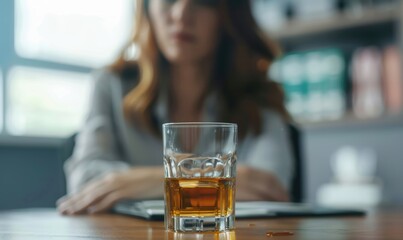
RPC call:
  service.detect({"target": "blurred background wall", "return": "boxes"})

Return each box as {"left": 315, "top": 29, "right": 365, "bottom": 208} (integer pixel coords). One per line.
{"left": 0, "top": 0, "right": 402, "bottom": 210}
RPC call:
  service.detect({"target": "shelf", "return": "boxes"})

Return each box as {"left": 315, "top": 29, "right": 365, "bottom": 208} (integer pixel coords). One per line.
{"left": 268, "top": 7, "right": 400, "bottom": 41}
{"left": 298, "top": 113, "right": 403, "bottom": 132}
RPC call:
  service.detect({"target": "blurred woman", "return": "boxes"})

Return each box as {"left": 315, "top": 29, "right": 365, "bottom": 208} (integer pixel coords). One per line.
{"left": 57, "top": 0, "right": 293, "bottom": 215}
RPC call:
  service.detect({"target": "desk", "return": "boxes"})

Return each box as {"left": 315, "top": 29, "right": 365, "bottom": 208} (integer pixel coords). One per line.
{"left": 0, "top": 208, "right": 402, "bottom": 239}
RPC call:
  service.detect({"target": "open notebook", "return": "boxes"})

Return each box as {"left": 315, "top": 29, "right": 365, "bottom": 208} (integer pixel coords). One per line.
{"left": 112, "top": 200, "right": 365, "bottom": 221}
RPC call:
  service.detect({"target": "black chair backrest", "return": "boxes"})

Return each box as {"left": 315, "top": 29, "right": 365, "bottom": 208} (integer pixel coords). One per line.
{"left": 288, "top": 124, "right": 304, "bottom": 203}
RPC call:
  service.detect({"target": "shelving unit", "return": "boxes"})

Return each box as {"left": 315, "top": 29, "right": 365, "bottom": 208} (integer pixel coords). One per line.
{"left": 269, "top": 7, "right": 399, "bottom": 41}
{"left": 299, "top": 112, "right": 403, "bottom": 131}
{"left": 260, "top": 2, "right": 403, "bottom": 205}
{"left": 263, "top": 3, "right": 403, "bottom": 131}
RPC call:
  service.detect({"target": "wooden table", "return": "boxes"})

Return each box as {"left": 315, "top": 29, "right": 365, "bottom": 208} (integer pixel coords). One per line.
{"left": 0, "top": 208, "right": 402, "bottom": 239}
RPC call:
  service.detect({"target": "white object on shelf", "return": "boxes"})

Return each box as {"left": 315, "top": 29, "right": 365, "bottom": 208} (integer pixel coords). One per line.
{"left": 317, "top": 182, "right": 382, "bottom": 209}
{"left": 317, "top": 146, "right": 382, "bottom": 209}
{"left": 252, "top": 0, "right": 287, "bottom": 32}
{"left": 330, "top": 146, "right": 378, "bottom": 184}
{"left": 293, "top": 0, "right": 337, "bottom": 20}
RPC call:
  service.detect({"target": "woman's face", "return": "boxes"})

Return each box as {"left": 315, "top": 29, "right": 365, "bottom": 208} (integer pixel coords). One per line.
{"left": 149, "top": 0, "right": 221, "bottom": 64}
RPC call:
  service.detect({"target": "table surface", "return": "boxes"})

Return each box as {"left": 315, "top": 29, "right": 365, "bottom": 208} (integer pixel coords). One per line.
{"left": 0, "top": 208, "right": 402, "bottom": 240}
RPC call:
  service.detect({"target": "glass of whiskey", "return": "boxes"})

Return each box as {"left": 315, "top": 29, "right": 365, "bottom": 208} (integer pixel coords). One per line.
{"left": 163, "top": 123, "right": 237, "bottom": 232}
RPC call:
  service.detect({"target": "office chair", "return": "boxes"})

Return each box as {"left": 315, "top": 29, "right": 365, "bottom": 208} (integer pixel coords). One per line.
{"left": 288, "top": 123, "right": 304, "bottom": 203}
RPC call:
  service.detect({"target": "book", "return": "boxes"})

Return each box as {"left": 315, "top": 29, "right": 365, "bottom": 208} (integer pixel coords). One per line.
{"left": 351, "top": 47, "right": 384, "bottom": 118}
{"left": 276, "top": 48, "right": 347, "bottom": 121}
{"left": 382, "top": 45, "right": 403, "bottom": 114}
{"left": 113, "top": 200, "right": 365, "bottom": 221}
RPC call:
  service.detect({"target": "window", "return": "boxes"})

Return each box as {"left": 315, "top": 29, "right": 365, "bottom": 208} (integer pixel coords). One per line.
{"left": 15, "top": 0, "right": 134, "bottom": 67}
{"left": 0, "top": 0, "right": 135, "bottom": 139}
{"left": 0, "top": 69, "right": 3, "bottom": 133}
{"left": 7, "top": 67, "right": 92, "bottom": 137}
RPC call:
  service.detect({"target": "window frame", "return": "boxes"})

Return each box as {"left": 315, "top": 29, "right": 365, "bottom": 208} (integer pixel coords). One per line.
{"left": 0, "top": 0, "right": 93, "bottom": 146}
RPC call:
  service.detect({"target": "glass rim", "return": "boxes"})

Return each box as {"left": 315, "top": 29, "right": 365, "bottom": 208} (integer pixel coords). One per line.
{"left": 163, "top": 122, "right": 237, "bottom": 128}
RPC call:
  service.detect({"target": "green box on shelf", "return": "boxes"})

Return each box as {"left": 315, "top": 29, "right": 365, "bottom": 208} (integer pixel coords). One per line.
{"left": 276, "top": 48, "right": 347, "bottom": 121}
{"left": 280, "top": 52, "right": 308, "bottom": 120}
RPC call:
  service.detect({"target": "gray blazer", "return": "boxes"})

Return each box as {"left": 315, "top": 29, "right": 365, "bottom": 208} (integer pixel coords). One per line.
{"left": 65, "top": 70, "right": 294, "bottom": 194}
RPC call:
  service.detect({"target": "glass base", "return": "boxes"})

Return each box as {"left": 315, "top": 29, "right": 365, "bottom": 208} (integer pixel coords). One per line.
{"left": 166, "top": 215, "right": 235, "bottom": 232}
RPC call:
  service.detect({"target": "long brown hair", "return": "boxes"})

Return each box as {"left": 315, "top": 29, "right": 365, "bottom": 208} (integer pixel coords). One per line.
{"left": 110, "top": 0, "right": 290, "bottom": 138}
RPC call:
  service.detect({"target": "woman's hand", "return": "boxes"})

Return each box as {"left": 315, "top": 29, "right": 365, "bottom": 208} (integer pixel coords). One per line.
{"left": 57, "top": 167, "right": 164, "bottom": 215}
{"left": 236, "top": 165, "right": 289, "bottom": 202}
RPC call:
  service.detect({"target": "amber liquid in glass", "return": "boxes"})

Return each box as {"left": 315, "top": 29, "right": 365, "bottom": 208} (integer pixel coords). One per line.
{"left": 165, "top": 178, "right": 235, "bottom": 217}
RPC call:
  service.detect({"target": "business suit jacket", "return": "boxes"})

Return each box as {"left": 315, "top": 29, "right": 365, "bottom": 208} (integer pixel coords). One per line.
{"left": 65, "top": 70, "right": 294, "bottom": 194}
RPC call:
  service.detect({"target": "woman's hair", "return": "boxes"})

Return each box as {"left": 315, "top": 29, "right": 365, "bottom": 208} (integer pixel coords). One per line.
{"left": 110, "top": 0, "right": 290, "bottom": 138}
